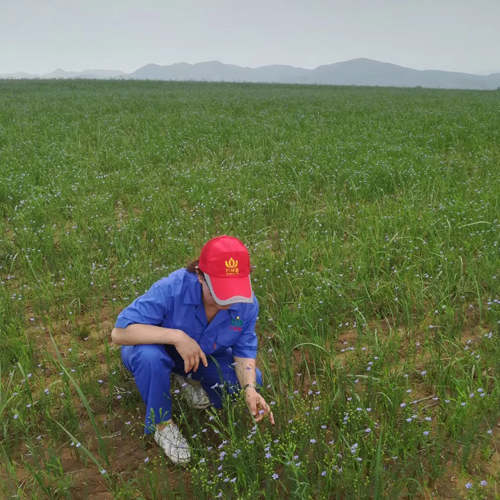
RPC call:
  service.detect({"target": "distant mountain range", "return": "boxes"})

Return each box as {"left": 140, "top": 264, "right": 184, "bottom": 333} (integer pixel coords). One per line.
{"left": 2, "top": 58, "right": 500, "bottom": 90}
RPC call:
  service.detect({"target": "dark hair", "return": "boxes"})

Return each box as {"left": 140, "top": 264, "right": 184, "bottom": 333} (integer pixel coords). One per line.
{"left": 186, "top": 259, "right": 200, "bottom": 274}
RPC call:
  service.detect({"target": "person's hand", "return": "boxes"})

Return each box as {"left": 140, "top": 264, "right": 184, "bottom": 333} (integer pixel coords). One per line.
{"left": 245, "top": 388, "right": 275, "bottom": 424}
{"left": 173, "top": 330, "right": 208, "bottom": 373}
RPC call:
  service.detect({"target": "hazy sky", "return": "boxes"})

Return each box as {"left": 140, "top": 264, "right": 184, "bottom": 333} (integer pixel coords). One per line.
{"left": 2, "top": 0, "right": 499, "bottom": 75}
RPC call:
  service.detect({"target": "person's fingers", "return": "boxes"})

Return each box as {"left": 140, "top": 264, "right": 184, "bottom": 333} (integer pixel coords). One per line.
{"left": 269, "top": 411, "right": 275, "bottom": 425}
{"left": 248, "top": 396, "right": 257, "bottom": 419}
{"left": 200, "top": 350, "right": 208, "bottom": 368}
{"left": 258, "top": 396, "right": 269, "bottom": 412}
{"left": 255, "top": 399, "right": 267, "bottom": 422}
{"left": 186, "top": 353, "right": 195, "bottom": 373}
{"left": 193, "top": 353, "right": 199, "bottom": 372}
{"left": 254, "top": 396, "right": 275, "bottom": 424}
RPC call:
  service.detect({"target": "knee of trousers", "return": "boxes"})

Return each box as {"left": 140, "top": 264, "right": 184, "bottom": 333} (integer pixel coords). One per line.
{"left": 126, "top": 344, "right": 175, "bottom": 373}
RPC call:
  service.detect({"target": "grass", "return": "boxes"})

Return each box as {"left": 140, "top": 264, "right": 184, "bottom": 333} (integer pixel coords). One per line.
{"left": 0, "top": 79, "right": 498, "bottom": 499}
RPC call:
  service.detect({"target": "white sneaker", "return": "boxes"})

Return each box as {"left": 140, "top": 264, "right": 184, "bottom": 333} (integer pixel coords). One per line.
{"left": 154, "top": 422, "right": 191, "bottom": 464}
{"left": 172, "top": 374, "right": 211, "bottom": 409}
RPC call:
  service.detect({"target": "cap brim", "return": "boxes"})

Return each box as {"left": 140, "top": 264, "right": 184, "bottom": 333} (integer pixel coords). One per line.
{"left": 203, "top": 273, "right": 253, "bottom": 306}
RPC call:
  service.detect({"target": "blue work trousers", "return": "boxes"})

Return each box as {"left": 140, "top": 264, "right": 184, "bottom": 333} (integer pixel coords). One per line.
{"left": 121, "top": 344, "right": 262, "bottom": 433}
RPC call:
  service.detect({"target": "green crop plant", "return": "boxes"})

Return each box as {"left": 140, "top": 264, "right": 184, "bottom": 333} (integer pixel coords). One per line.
{"left": 0, "top": 79, "right": 498, "bottom": 498}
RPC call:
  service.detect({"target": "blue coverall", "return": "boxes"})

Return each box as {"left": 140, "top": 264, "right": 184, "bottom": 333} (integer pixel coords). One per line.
{"left": 115, "top": 268, "right": 262, "bottom": 433}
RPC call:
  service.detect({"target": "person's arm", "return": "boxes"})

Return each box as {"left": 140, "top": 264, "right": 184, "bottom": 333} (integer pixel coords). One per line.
{"left": 111, "top": 324, "right": 207, "bottom": 372}
{"left": 234, "top": 356, "right": 275, "bottom": 424}
{"left": 112, "top": 276, "right": 208, "bottom": 372}
{"left": 111, "top": 324, "right": 180, "bottom": 345}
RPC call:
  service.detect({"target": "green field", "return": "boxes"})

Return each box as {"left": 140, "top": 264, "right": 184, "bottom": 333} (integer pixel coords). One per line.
{"left": 0, "top": 80, "right": 498, "bottom": 499}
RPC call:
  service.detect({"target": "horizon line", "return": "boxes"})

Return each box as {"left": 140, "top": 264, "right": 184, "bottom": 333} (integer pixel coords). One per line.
{"left": 1, "top": 58, "right": 499, "bottom": 77}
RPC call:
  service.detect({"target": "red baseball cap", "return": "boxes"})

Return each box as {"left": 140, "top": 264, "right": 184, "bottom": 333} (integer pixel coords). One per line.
{"left": 198, "top": 235, "right": 253, "bottom": 306}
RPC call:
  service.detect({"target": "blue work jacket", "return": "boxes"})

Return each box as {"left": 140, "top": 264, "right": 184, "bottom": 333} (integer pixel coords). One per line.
{"left": 115, "top": 268, "right": 258, "bottom": 359}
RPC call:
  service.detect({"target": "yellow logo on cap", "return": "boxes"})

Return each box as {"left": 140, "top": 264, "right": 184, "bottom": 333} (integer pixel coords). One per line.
{"left": 225, "top": 257, "right": 239, "bottom": 274}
